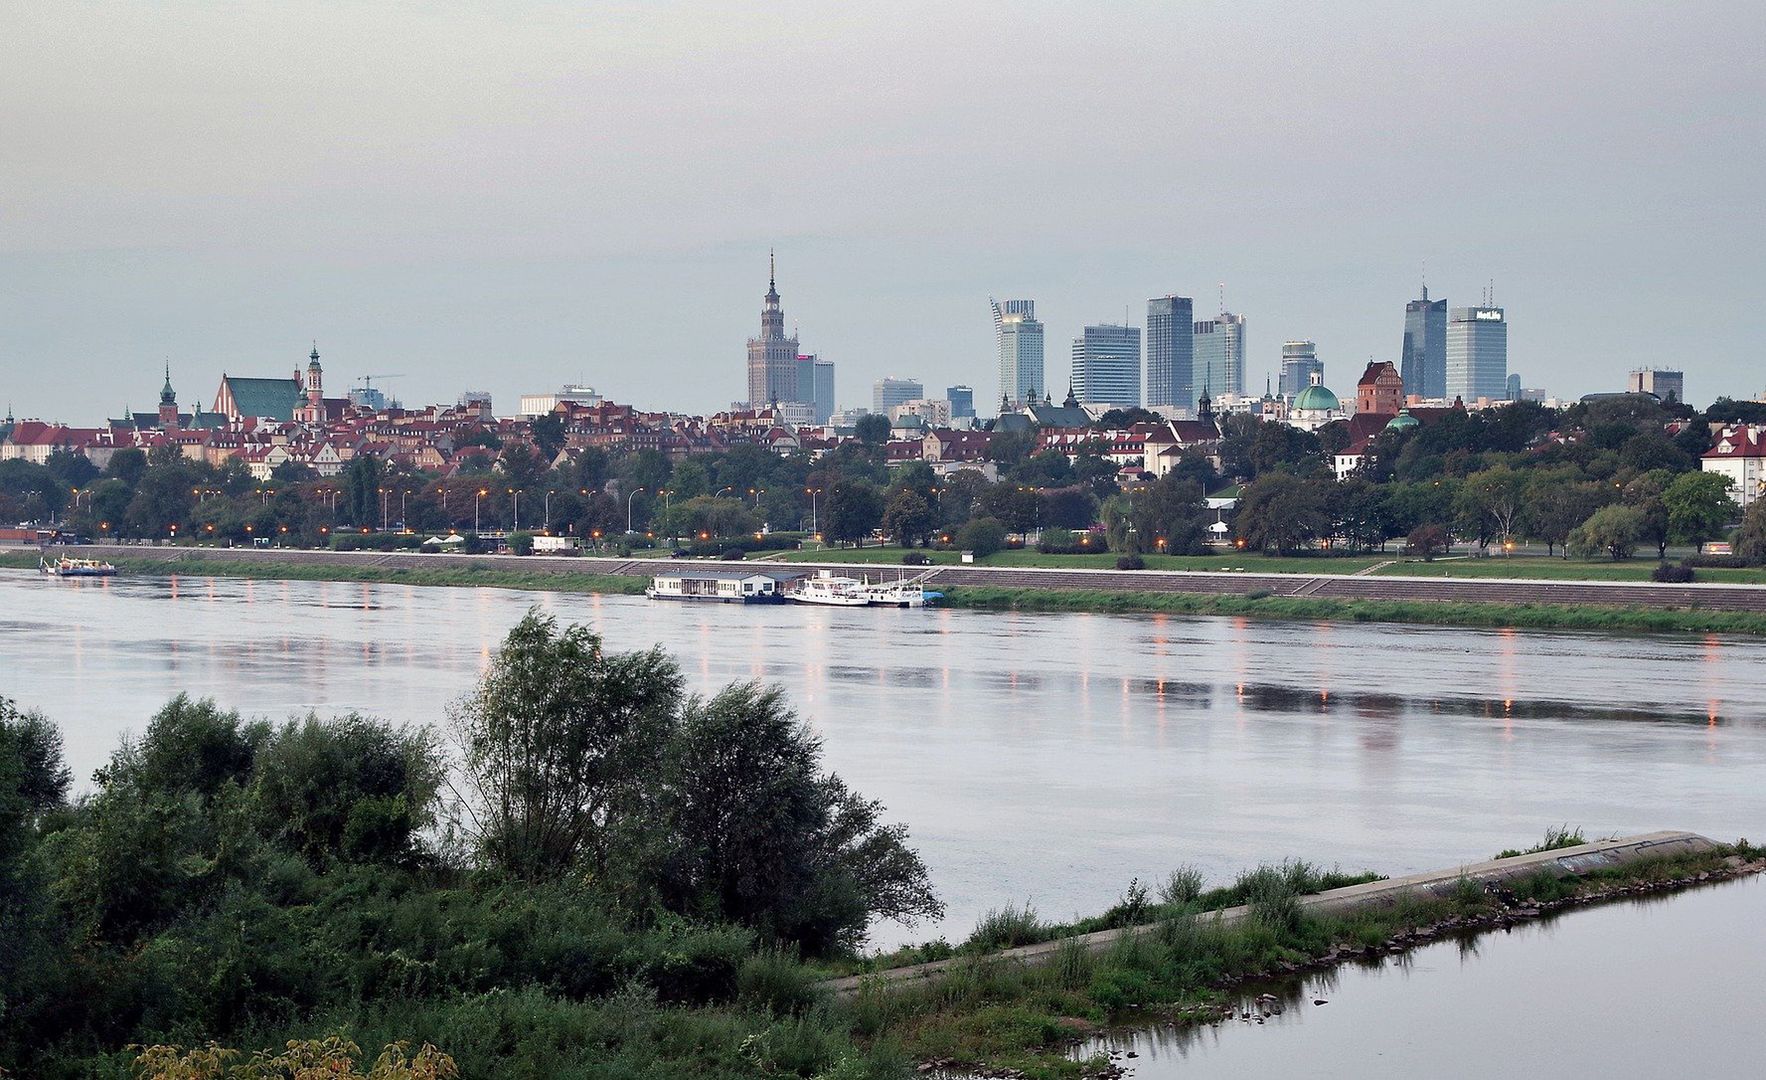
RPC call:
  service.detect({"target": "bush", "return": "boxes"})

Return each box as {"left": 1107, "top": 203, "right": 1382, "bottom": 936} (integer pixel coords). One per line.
{"left": 955, "top": 517, "right": 1008, "bottom": 557}
{"left": 901, "top": 552, "right": 932, "bottom": 566}
{"left": 965, "top": 903, "right": 1046, "bottom": 951}
{"left": 1651, "top": 562, "right": 1695, "bottom": 583}
{"left": 720, "top": 548, "right": 746, "bottom": 560}
{"left": 1157, "top": 865, "right": 1206, "bottom": 906}
{"left": 1685, "top": 553, "right": 1754, "bottom": 569}
{"left": 1036, "top": 528, "right": 1095, "bottom": 555}
{"left": 508, "top": 531, "right": 535, "bottom": 556}
{"left": 1115, "top": 553, "right": 1145, "bottom": 570}
{"left": 330, "top": 532, "right": 425, "bottom": 553}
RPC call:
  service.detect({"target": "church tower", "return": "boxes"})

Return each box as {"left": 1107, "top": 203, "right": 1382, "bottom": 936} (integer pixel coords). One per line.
{"left": 303, "top": 344, "right": 324, "bottom": 422}
{"left": 158, "top": 363, "right": 180, "bottom": 430}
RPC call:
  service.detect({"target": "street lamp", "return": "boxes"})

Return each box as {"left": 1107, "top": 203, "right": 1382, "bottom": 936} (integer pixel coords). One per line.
{"left": 400, "top": 490, "right": 408, "bottom": 530}
{"left": 627, "top": 487, "right": 645, "bottom": 533}
{"left": 716, "top": 486, "right": 735, "bottom": 498}
{"left": 475, "top": 488, "right": 488, "bottom": 533}
{"left": 508, "top": 488, "right": 521, "bottom": 531}
{"left": 379, "top": 486, "right": 389, "bottom": 531}
{"left": 749, "top": 487, "right": 764, "bottom": 507}
{"left": 806, "top": 487, "right": 823, "bottom": 536}
{"left": 544, "top": 489, "right": 555, "bottom": 530}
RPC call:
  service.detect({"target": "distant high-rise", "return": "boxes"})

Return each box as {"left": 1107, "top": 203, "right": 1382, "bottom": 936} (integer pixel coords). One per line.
{"left": 1071, "top": 324, "right": 1142, "bottom": 407}
{"left": 746, "top": 253, "right": 800, "bottom": 407}
{"left": 1146, "top": 295, "right": 1194, "bottom": 409}
{"left": 1446, "top": 302, "right": 1508, "bottom": 403}
{"left": 1628, "top": 368, "right": 1685, "bottom": 404}
{"left": 992, "top": 298, "right": 1045, "bottom": 408}
{"left": 1278, "top": 341, "right": 1323, "bottom": 398}
{"left": 794, "top": 355, "right": 835, "bottom": 424}
{"left": 947, "top": 385, "right": 975, "bottom": 419}
{"left": 873, "top": 376, "right": 924, "bottom": 415}
{"left": 1401, "top": 286, "right": 1448, "bottom": 400}
{"left": 1193, "top": 311, "right": 1246, "bottom": 404}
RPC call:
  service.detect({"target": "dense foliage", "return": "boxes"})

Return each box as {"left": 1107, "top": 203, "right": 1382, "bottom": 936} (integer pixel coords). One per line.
{"left": 0, "top": 616, "right": 937, "bottom": 1077}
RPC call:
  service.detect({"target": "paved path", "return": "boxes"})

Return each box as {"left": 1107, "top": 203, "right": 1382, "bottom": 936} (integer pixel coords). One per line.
{"left": 48, "top": 544, "right": 1766, "bottom": 614}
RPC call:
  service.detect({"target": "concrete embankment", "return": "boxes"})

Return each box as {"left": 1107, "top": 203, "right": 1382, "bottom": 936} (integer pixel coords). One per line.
{"left": 819, "top": 831, "right": 1723, "bottom": 998}
{"left": 36, "top": 544, "right": 1766, "bottom": 614}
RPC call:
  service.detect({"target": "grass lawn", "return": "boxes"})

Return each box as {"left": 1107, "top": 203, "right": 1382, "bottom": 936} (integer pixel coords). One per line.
{"left": 776, "top": 545, "right": 1388, "bottom": 574}
{"left": 1375, "top": 554, "right": 1766, "bottom": 584}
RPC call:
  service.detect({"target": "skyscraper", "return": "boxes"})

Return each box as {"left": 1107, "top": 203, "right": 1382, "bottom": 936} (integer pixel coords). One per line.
{"left": 746, "top": 252, "right": 800, "bottom": 407}
{"left": 991, "top": 298, "right": 1044, "bottom": 408}
{"left": 1628, "top": 368, "right": 1685, "bottom": 403}
{"left": 1193, "top": 311, "right": 1246, "bottom": 405}
{"left": 1071, "top": 324, "right": 1142, "bottom": 407}
{"left": 1278, "top": 341, "right": 1323, "bottom": 398}
{"left": 795, "top": 354, "right": 836, "bottom": 424}
{"left": 873, "top": 376, "right": 924, "bottom": 415}
{"left": 1401, "top": 286, "right": 1448, "bottom": 400}
{"left": 947, "top": 385, "right": 975, "bottom": 419}
{"left": 1446, "top": 302, "right": 1508, "bottom": 403}
{"left": 1145, "top": 295, "right": 1194, "bottom": 410}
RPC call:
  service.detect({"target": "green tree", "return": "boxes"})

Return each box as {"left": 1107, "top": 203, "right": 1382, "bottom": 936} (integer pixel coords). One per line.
{"left": 1622, "top": 471, "right": 1673, "bottom": 559}
{"left": 1235, "top": 473, "right": 1330, "bottom": 555}
{"left": 451, "top": 610, "right": 683, "bottom": 880}
{"left": 977, "top": 483, "right": 1040, "bottom": 534}
{"left": 1663, "top": 472, "right": 1738, "bottom": 546}
{"left": 1734, "top": 499, "right": 1766, "bottom": 564}
{"left": 1569, "top": 504, "right": 1645, "bottom": 560}
{"left": 823, "top": 479, "right": 884, "bottom": 545}
{"left": 881, "top": 489, "right": 936, "bottom": 547}
{"left": 1462, "top": 464, "right": 1528, "bottom": 551}
{"left": 1038, "top": 485, "right": 1098, "bottom": 530}
{"left": 341, "top": 455, "right": 383, "bottom": 527}
{"left": 1129, "top": 474, "right": 1209, "bottom": 554}
{"left": 656, "top": 683, "right": 940, "bottom": 955}
{"left": 955, "top": 515, "right": 1008, "bottom": 556}
{"left": 854, "top": 413, "right": 891, "bottom": 446}
{"left": 529, "top": 413, "right": 567, "bottom": 460}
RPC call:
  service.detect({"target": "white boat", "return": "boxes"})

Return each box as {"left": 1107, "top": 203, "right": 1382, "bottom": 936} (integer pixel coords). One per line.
{"left": 860, "top": 576, "right": 928, "bottom": 608}
{"left": 786, "top": 571, "right": 873, "bottom": 606}
{"left": 646, "top": 570, "right": 795, "bottom": 603}
{"left": 40, "top": 555, "right": 117, "bottom": 578}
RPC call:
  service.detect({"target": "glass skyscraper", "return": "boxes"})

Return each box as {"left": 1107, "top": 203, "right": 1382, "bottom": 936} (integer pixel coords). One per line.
{"left": 1193, "top": 311, "right": 1246, "bottom": 404}
{"left": 1071, "top": 324, "right": 1142, "bottom": 407}
{"left": 872, "top": 376, "right": 924, "bottom": 415}
{"left": 1446, "top": 305, "right": 1508, "bottom": 403}
{"left": 1145, "top": 295, "right": 1194, "bottom": 410}
{"left": 1401, "top": 286, "right": 1447, "bottom": 400}
{"left": 947, "top": 385, "right": 975, "bottom": 418}
{"left": 991, "top": 298, "right": 1044, "bottom": 408}
{"left": 795, "top": 354, "right": 835, "bottom": 424}
{"left": 1278, "top": 340, "right": 1323, "bottom": 398}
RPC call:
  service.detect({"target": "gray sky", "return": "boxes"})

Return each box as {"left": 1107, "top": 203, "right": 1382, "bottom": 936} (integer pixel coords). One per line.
{"left": 4, "top": 1, "right": 1763, "bottom": 422}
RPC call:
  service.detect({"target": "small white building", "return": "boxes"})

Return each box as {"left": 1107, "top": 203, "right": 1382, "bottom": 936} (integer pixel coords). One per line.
{"left": 1702, "top": 425, "right": 1766, "bottom": 509}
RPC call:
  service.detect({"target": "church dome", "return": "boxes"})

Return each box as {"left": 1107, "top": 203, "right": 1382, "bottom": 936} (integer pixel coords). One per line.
{"left": 1293, "top": 383, "right": 1340, "bottom": 413}
{"left": 1385, "top": 410, "right": 1420, "bottom": 431}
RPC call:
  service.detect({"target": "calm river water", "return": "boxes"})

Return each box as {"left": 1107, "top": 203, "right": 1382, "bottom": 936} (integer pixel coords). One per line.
{"left": 6, "top": 569, "right": 1765, "bottom": 950}
{"left": 1080, "top": 874, "right": 1766, "bottom": 1079}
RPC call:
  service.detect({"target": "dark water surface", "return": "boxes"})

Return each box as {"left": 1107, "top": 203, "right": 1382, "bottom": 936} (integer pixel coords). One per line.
{"left": 1080, "top": 874, "right": 1766, "bottom": 1079}
{"left": 7, "top": 569, "right": 1765, "bottom": 947}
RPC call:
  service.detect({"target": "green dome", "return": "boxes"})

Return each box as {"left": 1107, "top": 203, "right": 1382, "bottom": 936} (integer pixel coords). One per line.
{"left": 1385, "top": 410, "right": 1420, "bottom": 430}
{"left": 1293, "top": 384, "right": 1340, "bottom": 412}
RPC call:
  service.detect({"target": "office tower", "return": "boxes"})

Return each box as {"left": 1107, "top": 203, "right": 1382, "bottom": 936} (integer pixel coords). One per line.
{"left": 1146, "top": 295, "right": 1194, "bottom": 409}
{"left": 1446, "top": 301, "right": 1508, "bottom": 403}
{"left": 947, "top": 385, "right": 975, "bottom": 418}
{"left": 793, "top": 354, "right": 836, "bottom": 424}
{"left": 873, "top": 376, "right": 924, "bottom": 415}
{"left": 1193, "top": 310, "right": 1246, "bottom": 405}
{"left": 1506, "top": 373, "right": 1523, "bottom": 402}
{"left": 1071, "top": 324, "right": 1142, "bottom": 407}
{"left": 991, "top": 297, "right": 1044, "bottom": 408}
{"left": 746, "top": 253, "right": 801, "bottom": 407}
{"left": 1278, "top": 341, "right": 1324, "bottom": 398}
{"left": 1401, "top": 285, "right": 1448, "bottom": 400}
{"left": 1628, "top": 369, "right": 1685, "bottom": 404}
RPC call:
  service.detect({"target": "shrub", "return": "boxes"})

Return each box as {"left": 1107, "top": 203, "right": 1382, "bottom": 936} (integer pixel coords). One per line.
{"left": 330, "top": 532, "right": 425, "bottom": 553}
{"left": 1103, "top": 877, "right": 1151, "bottom": 928}
{"left": 965, "top": 903, "right": 1046, "bottom": 951}
{"left": 721, "top": 547, "right": 746, "bottom": 560}
{"left": 1651, "top": 562, "right": 1695, "bottom": 583}
{"left": 1036, "top": 528, "right": 1091, "bottom": 555}
{"left": 1404, "top": 524, "right": 1448, "bottom": 560}
{"left": 508, "top": 531, "right": 535, "bottom": 556}
{"left": 1115, "top": 553, "right": 1145, "bottom": 570}
{"left": 900, "top": 552, "right": 932, "bottom": 566}
{"left": 1157, "top": 865, "right": 1206, "bottom": 906}
{"left": 955, "top": 517, "right": 1008, "bottom": 557}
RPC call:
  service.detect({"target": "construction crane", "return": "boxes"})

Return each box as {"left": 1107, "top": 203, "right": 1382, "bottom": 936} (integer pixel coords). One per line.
{"left": 356, "top": 374, "right": 406, "bottom": 394}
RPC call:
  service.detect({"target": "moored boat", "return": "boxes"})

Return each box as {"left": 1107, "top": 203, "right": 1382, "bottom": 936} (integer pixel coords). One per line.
{"left": 786, "top": 571, "right": 872, "bottom": 606}
{"left": 645, "top": 569, "right": 800, "bottom": 603}
{"left": 40, "top": 556, "right": 117, "bottom": 578}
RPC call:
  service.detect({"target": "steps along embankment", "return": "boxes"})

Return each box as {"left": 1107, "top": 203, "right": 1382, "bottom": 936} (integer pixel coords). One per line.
{"left": 47, "top": 543, "right": 1766, "bottom": 614}
{"left": 817, "top": 831, "right": 1722, "bottom": 998}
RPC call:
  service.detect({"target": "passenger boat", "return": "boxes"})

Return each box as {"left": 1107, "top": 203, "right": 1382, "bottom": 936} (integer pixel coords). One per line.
{"left": 859, "top": 576, "right": 930, "bottom": 608}
{"left": 785, "top": 572, "right": 873, "bottom": 606}
{"left": 40, "top": 556, "right": 117, "bottom": 578}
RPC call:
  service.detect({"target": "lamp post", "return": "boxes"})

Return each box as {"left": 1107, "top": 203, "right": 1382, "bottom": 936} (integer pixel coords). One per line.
{"left": 379, "top": 486, "right": 388, "bottom": 531}
{"left": 544, "top": 489, "right": 555, "bottom": 531}
{"left": 716, "top": 485, "right": 735, "bottom": 498}
{"left": 806, "top": 487, "right": 822, "bottom": 536}
{"left": 509, "top": 488, "right": 521, "bottom": 531}
{"left": 400, "top": 490, "right": 408, "bottom": 531}
{"left": 475, "top": 488, "right": 487, "bottom": 533}
{"left": 626, "top": 487, "right": 644, "bottom": 533}
{"left": 749, "top": 487, "right": 764, "bottom": 507}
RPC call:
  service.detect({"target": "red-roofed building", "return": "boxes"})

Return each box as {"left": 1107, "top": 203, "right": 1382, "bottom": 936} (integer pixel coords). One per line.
{"left": 1702, "top": 424, "right": 1766, "bottom": 508}
{"left": 1355, "top": 361, "right": 1404, "bottom": 417}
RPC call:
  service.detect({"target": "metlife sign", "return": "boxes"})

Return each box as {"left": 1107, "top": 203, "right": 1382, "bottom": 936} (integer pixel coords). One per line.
{"left": 1474, "top": 309, "right": 1504, "bottom": 321}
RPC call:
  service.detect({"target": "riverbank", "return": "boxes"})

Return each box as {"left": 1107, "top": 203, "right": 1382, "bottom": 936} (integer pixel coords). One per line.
{"left": 14, "top": 546, "right": 1766, "bottom": 636}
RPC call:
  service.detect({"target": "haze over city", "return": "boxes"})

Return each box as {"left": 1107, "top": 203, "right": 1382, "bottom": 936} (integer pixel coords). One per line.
{"left": 4, "top": 1, "right": 1763, "bottom": 419}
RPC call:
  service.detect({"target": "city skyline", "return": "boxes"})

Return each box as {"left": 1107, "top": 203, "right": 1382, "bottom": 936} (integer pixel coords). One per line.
{"left": 4, "top": 4, "right": 1764, "bottom": 419}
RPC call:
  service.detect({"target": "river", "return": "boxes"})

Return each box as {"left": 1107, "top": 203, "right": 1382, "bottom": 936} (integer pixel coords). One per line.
{"left": 1078, "top": 874, "right": 1766, "bottom": 1079}
{"left": 6, "top": 569, "right": 1765, "bottom": 949}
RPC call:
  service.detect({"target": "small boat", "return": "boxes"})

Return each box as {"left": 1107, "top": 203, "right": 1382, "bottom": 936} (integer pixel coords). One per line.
{"left": 860, "top": 576, "right": 930, "bottom": 608}
{"left": 786, "top": 572, "right": 873, "bottom": 606}
{"left": 41, "top": 555, "right": 117, "bottom": 578}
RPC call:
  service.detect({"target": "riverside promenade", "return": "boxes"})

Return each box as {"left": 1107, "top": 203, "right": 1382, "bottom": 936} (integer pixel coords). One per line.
{"left": 47, "top": 543, "right": 1766, "bottom": 614}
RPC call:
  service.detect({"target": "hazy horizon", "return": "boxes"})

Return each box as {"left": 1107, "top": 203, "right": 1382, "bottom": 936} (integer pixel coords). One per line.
{"left": 4, "top": 1, "right": 1764, "bottom": 423}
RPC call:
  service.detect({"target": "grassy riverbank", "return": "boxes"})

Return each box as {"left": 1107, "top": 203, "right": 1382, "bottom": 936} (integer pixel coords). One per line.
{"left": 939, "top": 584, "right": 1766, "bottom": 636}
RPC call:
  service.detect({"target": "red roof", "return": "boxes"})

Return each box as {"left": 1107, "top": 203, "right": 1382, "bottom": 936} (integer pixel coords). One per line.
{"left": 1705, "top": 425, "right": 1766, "bottom": 458}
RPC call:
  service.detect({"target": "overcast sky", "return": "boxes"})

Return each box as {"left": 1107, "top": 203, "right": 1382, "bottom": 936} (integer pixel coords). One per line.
{"left": 4, "top": 1, "right": 1763, "bottom": 422}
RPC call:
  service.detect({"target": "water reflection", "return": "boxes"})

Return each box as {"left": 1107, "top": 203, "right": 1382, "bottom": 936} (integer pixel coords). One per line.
{"left": 1079, "top": 877, "right": 1765, "bottom": 1078}
{"left": 5, "top": 569, "right": 1765, "bottom": 949}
